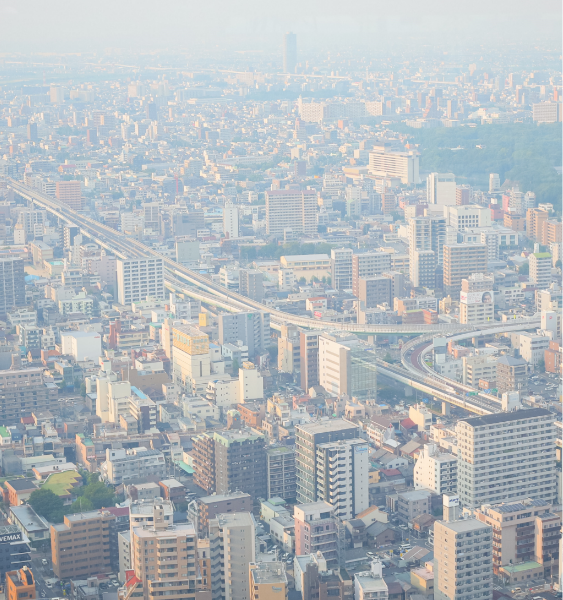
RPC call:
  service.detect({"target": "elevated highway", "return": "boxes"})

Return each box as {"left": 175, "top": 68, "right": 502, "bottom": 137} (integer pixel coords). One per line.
{"left": 9, "top": 179, "right": 517, "bottom": 336}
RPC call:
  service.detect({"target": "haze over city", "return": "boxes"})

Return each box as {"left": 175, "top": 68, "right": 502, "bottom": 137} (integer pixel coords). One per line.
{"left": 0, "top": 3, "right": 560, "bottom": 600}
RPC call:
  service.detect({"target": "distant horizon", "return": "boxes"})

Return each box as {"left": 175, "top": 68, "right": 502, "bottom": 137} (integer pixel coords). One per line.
{"left": 0, "top": 0, "right": 560, "bottom": 54}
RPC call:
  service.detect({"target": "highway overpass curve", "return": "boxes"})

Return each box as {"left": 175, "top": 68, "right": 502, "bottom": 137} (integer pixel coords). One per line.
{"left": 11, "top": 179, "right": 504, "bottom": 335}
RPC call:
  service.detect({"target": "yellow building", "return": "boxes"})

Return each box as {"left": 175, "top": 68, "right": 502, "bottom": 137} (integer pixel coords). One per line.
{"left": 410, "top": 564, "right": 434, "bottom": 594}
{"left": 249, "top": 562, "right": 288, "bottom": 600}
{"left": 280, "top": 254, "right": 331, "bottom": 282}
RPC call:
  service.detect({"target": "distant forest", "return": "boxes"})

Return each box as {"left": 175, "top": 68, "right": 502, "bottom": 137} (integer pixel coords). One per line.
{"left": 390, "top": 123, "right": 562, "bottom": 213}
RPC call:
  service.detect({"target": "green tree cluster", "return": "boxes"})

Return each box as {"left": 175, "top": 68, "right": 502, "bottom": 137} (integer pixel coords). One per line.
{"left": 27, "top": 472, "right": 116, "bottom": 523}
{"left": 388, "top": 123, "right": 562, "bottom": 212}
{"left": 240, "top": 241, "right": 334, "bottom": 262}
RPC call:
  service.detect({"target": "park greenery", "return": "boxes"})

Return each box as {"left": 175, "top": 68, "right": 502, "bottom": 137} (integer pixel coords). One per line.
{"left": 389, "top": 122, "right": 562, "bottom": 212}
{"left": 27, "top": 471, "right": 116, "bottom": 523}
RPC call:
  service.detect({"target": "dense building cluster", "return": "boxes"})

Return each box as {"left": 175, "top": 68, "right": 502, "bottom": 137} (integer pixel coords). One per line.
{"left": 0, "top": 32, "right": 559, "bottom": 600}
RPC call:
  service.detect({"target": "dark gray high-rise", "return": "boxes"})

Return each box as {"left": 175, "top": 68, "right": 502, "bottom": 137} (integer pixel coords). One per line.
{"left": 283, "top": 32, "right": 297, "bottom": 73}
{"left": 0, "top": 258, "right": 25, "bottom": 315}
{"left": 218, "top": 311, "right": 270, "bottom": 358}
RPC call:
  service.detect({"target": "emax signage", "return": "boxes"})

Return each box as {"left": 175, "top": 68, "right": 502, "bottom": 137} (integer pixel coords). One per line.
{"left": 0, "top": 533, "right": 22, "bottom": 543}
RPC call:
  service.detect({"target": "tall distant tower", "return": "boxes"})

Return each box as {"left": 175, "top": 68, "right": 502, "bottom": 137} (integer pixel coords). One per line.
{"left": 283, "top": 32, "right": 297, "bottom": 73}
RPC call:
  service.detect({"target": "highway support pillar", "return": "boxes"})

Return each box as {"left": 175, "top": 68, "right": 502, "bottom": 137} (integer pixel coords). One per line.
{"left": 442, "top": 401, "right": 451, "bottom": 416}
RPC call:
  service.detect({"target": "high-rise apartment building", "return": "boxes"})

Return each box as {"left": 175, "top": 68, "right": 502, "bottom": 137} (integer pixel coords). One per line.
{"left": 331, "top": 248, "right": 353, "bottom": 290}
{"left": 116, "top": 258, "right": 165, "bottom": 305}
{"left": 218, "top": 312, "right": 270, "bottom": 357}
{"left": 129, "top": 502, "right": 204, "bottom": 600}
{"left": 456, "top": 408, "right": 556, "bottom": 509}
{"left": 0, "top": 368, "right": 59, "bottom": 425}
{"left": 526, "top": 208, "right": 549, "bottom": 242}
{"left": 55, "top": 181, "right": 83, "bottom": 210}
{"left": 209, "top": 512, "right": 256, "bottom": 600}
{"left": 277, "top": 323, "right": 301, "bottom": 374}
{"left": 408, "top": 216, "right": 446, "bottom": 288}
{"left": 300, "top": 330, "right": 319, "bottom": 391}
{"left": 192, "top": 430, "right": 267, "bottom": 500}
{"left": 223, "top": 201, "right": 240, "bottom": 238}
{"left": 352, "top": 252, "right": 392, "bottom": 296}
{"left": 434, "top": 497, "right": 493, "bottom": 600}
{"left": 316, "top": 438, "right": 369, "bottom": 520}
{"left": 283, "top": 32, "right": 297, "bottom": 73}
{"left": 427, "top": 173, "right": 456, "bottom": 206}
{"left": 489, "top": 173, "right": 501, "bottom": 193}
{"left": 27, "top": 122, "right": 38, "bottom": 142}
{"left": 357, "top": 276, "right": 392, "bottom": 308}
{"left": 239, "top": 269, "right": 264, "bottom": 302}
{"left": 443, "top": 244, "right": 488, "bottom": 297}
{"left": 318, "top": 332, "right": 377, "bottom": 398}
{"left": 266, "top": 446, "right": 296, "bottom": 501}
{"left": 265, "top": 190, "right": 316, "bottom": 237}
{"left": 295, "top": 419, "right": 359, "bottom": 503}
{"left": 529, "top": 252, "right": 552, "bottom": 289}
{"left": 51, "top": 510, "right": 116, "bottom": 579}
{"left": 0, "top": 258, "right": 25, "bottom": 315}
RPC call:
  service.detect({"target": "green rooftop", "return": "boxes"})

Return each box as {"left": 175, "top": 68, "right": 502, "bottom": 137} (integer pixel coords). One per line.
{"left": 41, "top": 470, "right": 83, "bottom": 497}
{"left": 0, "top": 426, "right": 10, "bottom": 439}
{"left": 501, "top": 561, "right": 542, "bottom": 573}
{"left": 533, "top": 252, "right": 552, "bottom": 258}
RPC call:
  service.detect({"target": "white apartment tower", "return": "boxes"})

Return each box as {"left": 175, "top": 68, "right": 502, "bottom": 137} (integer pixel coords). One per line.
{"left": 316, "top": 438, "right": 369, "bottom": 520}
{"left": 456, "top": 408, "right": 556, "bottom": 509}
{"left": 223, "top": 201, "right": 240, "bottom": 239}
{"left": 209, "top": 512, "right": 256, "bottom": 600}
{"left": 265, "top": 190, "right": 317, "bottom": 237}
{"left": 116, "top": 258, "right": 164, "bottom": 305}
{"left": 427, "top": 173, "right": 456, "bottom": 206}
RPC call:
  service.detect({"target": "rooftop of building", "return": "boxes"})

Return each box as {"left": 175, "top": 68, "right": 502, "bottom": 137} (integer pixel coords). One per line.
{"left": 199, "top": 491, "right": 251, "bottom": 504}
{"left": 296, "top": 418, "right": 359, "bottom": 435}
{"left": 5, "top": 478, "right": 37, "bottom": 492}
{"left": 501, "top": 560, "right": 543, "bottom": 574}
{"left": 10, "top": 505, "right": 49, "bottom": 532}
{"left": 250, "top": 562, "right": 288, "bottom": 585}
{"left": 437, "top": 517, "right": 489, "bottom": 533}
{"left": 461, "top": 407, "right": 552, "bottom": 428}
{"left": 481, "top": 498, "right": 549, "bottom": 514}
{"left": 213, "top": 429, "right": 265, "bottom": 446}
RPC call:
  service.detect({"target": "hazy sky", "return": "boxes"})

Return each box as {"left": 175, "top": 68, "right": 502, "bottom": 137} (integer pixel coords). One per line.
{"left": 0, "top": 0, "right": 561, "bottom": 54}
